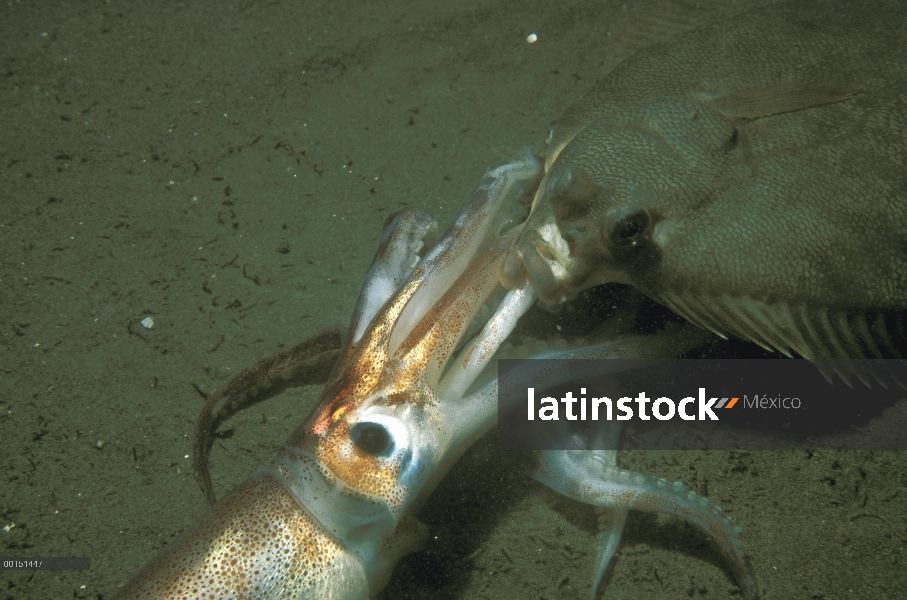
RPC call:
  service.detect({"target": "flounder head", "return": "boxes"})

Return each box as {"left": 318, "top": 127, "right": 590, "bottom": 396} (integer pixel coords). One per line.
{"left": 504, "top": 0, "right": 907, "bottom": 360}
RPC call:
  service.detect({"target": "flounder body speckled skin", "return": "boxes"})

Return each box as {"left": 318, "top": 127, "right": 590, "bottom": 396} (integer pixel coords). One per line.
{"left": 507, "top": 0, "right": 907, "bottom": 359}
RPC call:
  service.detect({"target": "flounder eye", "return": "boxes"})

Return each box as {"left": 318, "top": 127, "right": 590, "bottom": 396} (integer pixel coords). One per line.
{"left": 351, "top": 423, "right": 391, "bottom": 456}
{"left": 606, "top": 207, "right": 651, "bottom": 248}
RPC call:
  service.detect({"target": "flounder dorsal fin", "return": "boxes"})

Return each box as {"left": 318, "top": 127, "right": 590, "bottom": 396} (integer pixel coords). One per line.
{"left": 656, "top": 289, "right": 905, "bottom": 361}
{"left": 711, "top": 83, "right": 863, "bottom": 119}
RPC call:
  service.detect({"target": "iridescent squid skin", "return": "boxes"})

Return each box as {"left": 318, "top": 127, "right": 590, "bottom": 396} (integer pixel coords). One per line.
{"left": 113, "top": 155, "right": 543, "bottom": 599}
{"left": 114, "top": 154, "right": 760, "bottom": 600}
{"left": 107, "top": 1, "right": 907, "bottom": 594}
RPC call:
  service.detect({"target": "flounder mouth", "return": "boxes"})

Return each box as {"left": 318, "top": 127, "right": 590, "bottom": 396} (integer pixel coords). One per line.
{"left": 503, "top": 216, "right": 574, "bottom": 305}
{"left": 503, "top": 207, "right": 637, "bottom": 309}
{"left": 503, "top": 160, "right": 656, "bottom": 309}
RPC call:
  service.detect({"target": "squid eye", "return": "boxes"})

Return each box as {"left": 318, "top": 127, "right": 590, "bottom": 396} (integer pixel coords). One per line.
{"left": 351, "top": 423, "right": 391, "bottom": 456}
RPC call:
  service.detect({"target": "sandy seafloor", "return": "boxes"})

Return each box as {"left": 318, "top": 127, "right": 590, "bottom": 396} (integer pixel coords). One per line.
{"left": 1, "top": 1, "right": 905, "bottom": 598}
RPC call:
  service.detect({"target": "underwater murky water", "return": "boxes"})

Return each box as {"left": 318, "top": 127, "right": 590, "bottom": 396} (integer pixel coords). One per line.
{"left": 1, "top": 1, "right": 904, "bottom": 598}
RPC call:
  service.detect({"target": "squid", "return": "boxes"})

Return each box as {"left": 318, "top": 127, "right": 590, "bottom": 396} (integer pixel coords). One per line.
{"left": 113, "top": 155, "right": 541, "bottom": 598}
{"left": 110, "top": 0, "right": 907, "bottom": 594}
{"left": 113, "top": 152, "right": 757, "bottom": 599}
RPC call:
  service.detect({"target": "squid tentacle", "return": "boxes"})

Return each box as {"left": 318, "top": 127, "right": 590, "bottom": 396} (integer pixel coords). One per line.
{"left": 535, "top": 449, "right": 757, "bottom": 600}
{"left": 192, "top": 321, "right": 346, "bottom": 505}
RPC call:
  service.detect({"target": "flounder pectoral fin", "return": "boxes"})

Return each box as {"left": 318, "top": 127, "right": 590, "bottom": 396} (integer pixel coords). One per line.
{"left": 710, "top": 83, "right": 863, "bottom": 120}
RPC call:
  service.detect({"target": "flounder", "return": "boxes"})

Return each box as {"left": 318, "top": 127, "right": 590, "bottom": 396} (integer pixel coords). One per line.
{"left": 506, "top": 0, "right": 907, "bottom": 360}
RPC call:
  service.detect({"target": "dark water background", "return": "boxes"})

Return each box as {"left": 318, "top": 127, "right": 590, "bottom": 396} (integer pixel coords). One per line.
{"left": 1, "top": 1, "right": 904, "bottom": 598}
